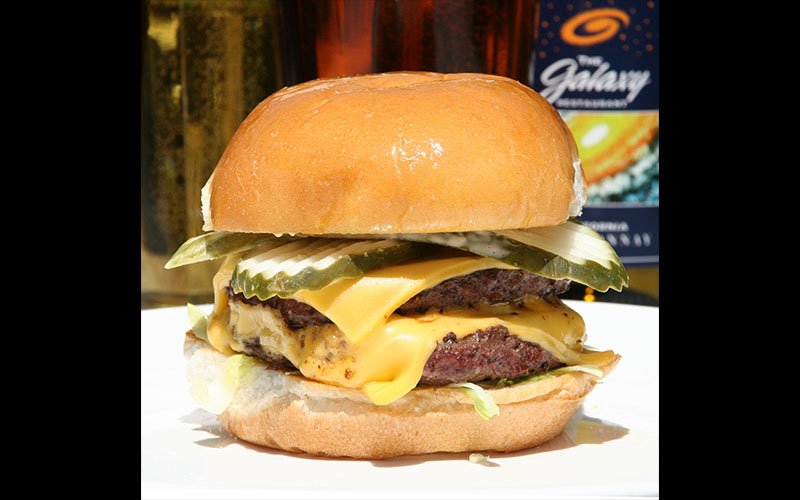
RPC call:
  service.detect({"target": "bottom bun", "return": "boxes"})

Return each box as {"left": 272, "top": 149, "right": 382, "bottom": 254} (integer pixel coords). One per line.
{"left": 184, "top": 332, "right": 620, "bottom": 459}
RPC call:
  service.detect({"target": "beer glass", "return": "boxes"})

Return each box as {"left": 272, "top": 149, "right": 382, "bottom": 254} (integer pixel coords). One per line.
{"left": 141, "top": 0, "right": 293, "bottom": 308}
{"left": 294, "top": 0, "right": 538, "bottom": 82}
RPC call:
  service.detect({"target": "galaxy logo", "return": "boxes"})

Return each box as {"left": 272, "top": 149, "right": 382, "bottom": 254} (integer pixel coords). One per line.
{"left": 533, "top": 1, "right": 658, "bottom": 111}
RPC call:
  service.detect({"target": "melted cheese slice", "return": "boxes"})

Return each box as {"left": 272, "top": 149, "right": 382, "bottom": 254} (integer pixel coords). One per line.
{"left": 357, "top": 303, "right": 613, "bottom": 405}
{"left": 207, "top": 252, "right": 241, "bottom": 355}
{"left": 294, "top": 254, "right": 516, "bottom": 342}
{"left": 208, "top": 252, "right": 617, "bottom": 405}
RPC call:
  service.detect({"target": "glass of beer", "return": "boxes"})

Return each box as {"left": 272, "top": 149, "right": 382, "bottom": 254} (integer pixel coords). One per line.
{"left": 141, "top": 0, "right": 293, "bottom": 308}
{"left": 293, "top": 0, "right": 539, "bottom": 82}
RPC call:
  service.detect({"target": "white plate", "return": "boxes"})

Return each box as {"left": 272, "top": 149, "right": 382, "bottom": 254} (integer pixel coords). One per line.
{"left": 141, "top": 301, "right": 658, "bottom": 499}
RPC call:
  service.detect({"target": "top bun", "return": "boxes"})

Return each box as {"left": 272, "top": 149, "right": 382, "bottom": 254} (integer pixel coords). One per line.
{"left": 202, "top": 72, "right": 585, "bottom": 234}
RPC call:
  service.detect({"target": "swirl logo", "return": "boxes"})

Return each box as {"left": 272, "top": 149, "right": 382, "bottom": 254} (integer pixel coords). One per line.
{"left": 560, "top": 8, "right": 630, "bottom": 46}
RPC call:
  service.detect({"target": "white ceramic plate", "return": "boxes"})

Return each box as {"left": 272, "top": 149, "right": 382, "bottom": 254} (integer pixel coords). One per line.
{"left": 141, "top": 301, "right": 658, "bottom": 499}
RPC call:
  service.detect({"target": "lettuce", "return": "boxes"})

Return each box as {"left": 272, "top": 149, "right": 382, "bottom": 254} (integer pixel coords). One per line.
{"left": 498, "top": 364, "right": 604, "bottom": 387}
{"left": 186, "top": 303, "right": 209, "bottom": 342}
{"left": 450, "top": 382, "right": 500, "bottom": 420}
{"left": 469, "top": 453, "right": 489, "bottom": 463}
{"left": 188, "top": 354, "right": 257, "bottom": 414}
{"left": 452, "top": 365, "right": 603, "bottom": 420}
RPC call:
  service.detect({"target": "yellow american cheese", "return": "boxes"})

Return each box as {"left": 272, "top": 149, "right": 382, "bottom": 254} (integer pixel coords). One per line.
{"left": 294, "top": 254, "right": 516, "bottom": 342}
{"left": 207, "top": 252, "right": 242, "bottom": 355}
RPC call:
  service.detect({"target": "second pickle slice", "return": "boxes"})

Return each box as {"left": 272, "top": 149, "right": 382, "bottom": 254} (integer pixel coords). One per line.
{"left": 230, "top": 238, "right": 434, "bottom": 300}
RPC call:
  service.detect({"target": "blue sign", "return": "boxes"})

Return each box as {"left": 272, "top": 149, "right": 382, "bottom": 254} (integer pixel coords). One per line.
{"left": 531, "top": 1, "right": 659, "bottom": 111}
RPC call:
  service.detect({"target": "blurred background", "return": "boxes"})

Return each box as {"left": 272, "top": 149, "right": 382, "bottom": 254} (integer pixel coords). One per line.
{"left": 141, "top": 0, "right": 658, "bottom": 309}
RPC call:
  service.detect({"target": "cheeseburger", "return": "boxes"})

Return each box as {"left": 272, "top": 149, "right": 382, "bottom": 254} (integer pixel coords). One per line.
{"left": 166, "top": 72, "right": 628, "bottom": 458}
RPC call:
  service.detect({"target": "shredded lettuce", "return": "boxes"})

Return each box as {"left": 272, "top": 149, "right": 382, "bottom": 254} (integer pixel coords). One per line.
{"left": 450, "top": 382, "right": 500, "bottom": 420}
{"left": 498, "top": 364, "right": 604, "bottom": 387}
{"left": 452, "top": 365, "right": 603, "bottom": 419}
{"left": 186, "top": 303, "right": 209, "bottom": 342}
{"left": 469, "top": 453, "right": 489, "bottom": 463}
{"left": 188, "top": 354, "right": 257, "bottom": 414}
{"left": 552, "top": 364, "right": 603, "bottom": 377}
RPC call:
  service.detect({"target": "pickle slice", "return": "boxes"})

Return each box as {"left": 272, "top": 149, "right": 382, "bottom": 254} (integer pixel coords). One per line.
{"left": 337, "top": 219, "right": 628, "bottom": 292}
{"left": 168, "top": 221, "right": 627, "bottom": 293}
{"left": 230, "top": 238, "right": 434, "bottom": 299}
{"left": 494, "top": 220, "right": 629, "bottom": 292}
{"left": 165, "top": 231, "right": 295, "bottom": 269}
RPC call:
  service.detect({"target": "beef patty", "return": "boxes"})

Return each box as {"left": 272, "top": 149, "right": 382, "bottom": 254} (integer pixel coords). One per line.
{"left": 241, "top": 324, "right": 564, "bottom": 385}
{"left": 227, "top": 268, "right": 570, "bottom": 384}
{"left": 227, "top": 269, "right": 570, "bottom": 329}
{"left": 422, "top": 326, "right": 563, "bottom": 385}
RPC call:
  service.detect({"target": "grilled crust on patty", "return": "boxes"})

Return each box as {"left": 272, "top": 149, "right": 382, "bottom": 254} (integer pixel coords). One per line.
{"left": 419, "top": 326, "right": 564, "bottom": 385}
{"left": 228, "top": 268, "right": 570, "bottom": 385}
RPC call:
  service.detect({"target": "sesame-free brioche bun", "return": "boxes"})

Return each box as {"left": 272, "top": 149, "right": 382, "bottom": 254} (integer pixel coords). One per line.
{"left": 201, "top": 72, "right": 586, "bottom": 235}
{"left": 184, "top": 332, "right": 619, "bottom": 459}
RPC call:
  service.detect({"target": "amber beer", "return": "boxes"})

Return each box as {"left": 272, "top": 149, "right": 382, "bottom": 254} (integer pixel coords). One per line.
{"left": 141, "top": 0, "right": 293, "bottom": 308}
{"left": 293, "top": 0, "right": 539, "bottom": 80}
